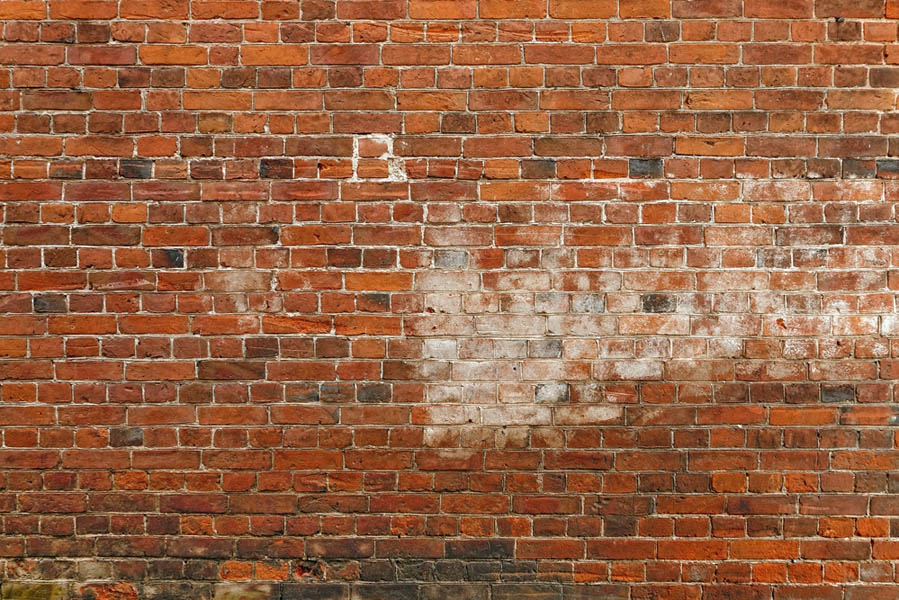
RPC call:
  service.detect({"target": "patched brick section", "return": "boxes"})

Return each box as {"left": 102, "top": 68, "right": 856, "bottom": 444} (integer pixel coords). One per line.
{"left": 2, "top": 0, "right": 899, "bottom": 596}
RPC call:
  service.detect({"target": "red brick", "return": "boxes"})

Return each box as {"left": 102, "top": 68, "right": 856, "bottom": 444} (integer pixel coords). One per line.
{"left": 140, "top": 46, "right": 207, "bottom": 65}
{"left": 670, "top": 44, "right": 740, "bottom": 64}
{"left": 241, "top": 45, "right": 308, "bottom": 66}
{"left": 49, "top": 0, "right": 117, "bottom": 19}
{"left": 409, "top": 0, "right": 476, "bottom": 18}
{"left": 620, "top": 0, "right": 670, "bottom": 18}
{"left": 483, "top": 0, "right": 546, "bottom": 18}
{"left": 121, "top": 0, "right": 189, "bottom": 18}
{"left": 0, "top": 0, "right": 896, "bottom": 589}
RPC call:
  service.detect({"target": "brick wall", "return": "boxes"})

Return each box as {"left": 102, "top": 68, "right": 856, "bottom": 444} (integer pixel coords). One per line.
{"left": 2, "top": 0, "right": 899, "bottom": 598}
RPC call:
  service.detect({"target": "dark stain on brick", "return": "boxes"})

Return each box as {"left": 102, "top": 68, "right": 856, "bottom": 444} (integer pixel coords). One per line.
{"left": 352, "top": 584, "right": 419, "bottom": 600}
{"left": 823, "top": 385, "right": 855, "bottom": 403}
{"left": 286, "top": 386, "right": 320, "bottom": 403}
{"left": 119, "top": 159, "right": 153, "bottom": 179}
{"left": 320, "top": 383, "right": 354, "bottom": 403}
{"left": 629, "top": 158, "right": 663, "bottom": 178}
{"left": 877, "top": 158, "right": 899, "bottom": 178}
{"left": 33, "top": 294, "right": 67, "bottom": 313}
{"left": 522, "top": 160, "right": 556, "bottom": 179}
{"left": 282, "top": 584, "right": 346, "bottom": 600}
{"left": 143, "top": 582, "right": 212, "bottom": 600}
{"left": 162, "top": 249, "right": 185, "bottom": 268}
{"left": 642, "top": 293, "right": 676, "bottom": 313}
{"left": 843, "top": 158, "right": 875, "bottom": 178}
{"left": 357, "top": 383, "right": 391, "bottom": 403}
{"left": 260, "top": 158, "right": 293, "bottom": 179}
{"left": 109, "top": 428, "right": 143, "bottom": 447}
{"left": 445, "top": 540, "right": 515, "bottom": 559}
{"left": 493, "top": 584, "right": 561, "bottom": 600}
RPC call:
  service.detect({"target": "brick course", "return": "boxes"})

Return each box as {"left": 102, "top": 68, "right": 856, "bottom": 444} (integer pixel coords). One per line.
{"left": 2, "top": 0, "right": 899, "bottom": 597}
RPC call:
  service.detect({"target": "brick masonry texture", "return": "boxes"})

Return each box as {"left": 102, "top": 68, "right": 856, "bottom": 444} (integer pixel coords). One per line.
{"left": 5, "top": 0, "right": 899, "bottom": 598}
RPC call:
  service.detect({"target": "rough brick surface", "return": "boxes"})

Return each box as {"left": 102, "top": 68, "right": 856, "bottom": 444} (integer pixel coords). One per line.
{"left": 2, "top": 0, "right": 899, "bottom": 597}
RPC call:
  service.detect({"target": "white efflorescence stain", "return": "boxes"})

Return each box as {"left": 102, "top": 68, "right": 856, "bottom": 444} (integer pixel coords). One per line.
{"left": 351, "top": 134, "right": 407, "bottom": 182}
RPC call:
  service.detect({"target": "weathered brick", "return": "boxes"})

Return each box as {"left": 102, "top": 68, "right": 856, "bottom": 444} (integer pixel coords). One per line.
{"left": 1, "top": 0, "right": 896, "bottom": 594}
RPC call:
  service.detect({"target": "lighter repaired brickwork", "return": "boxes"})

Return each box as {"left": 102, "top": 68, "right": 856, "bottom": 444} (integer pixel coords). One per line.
{"left": 2, "top": 0, "right": 899, "bottom": 598}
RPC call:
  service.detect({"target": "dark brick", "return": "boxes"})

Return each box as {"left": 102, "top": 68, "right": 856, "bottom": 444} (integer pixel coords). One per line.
{"left": 358, "top": 293, "right": 390, "bottom": 310}
{"left": 109, "top": 428, "right": 143, "bottom": 447}
{"left": 843, "top": 159, "right": 876, "bottom": 178}
{"left": 184, "top": 560, "right": 220, "bottom": 580}
{"left": 807, "top": 158, "right": 841, "bottom": 179}
{"left": 258, "top": 68, "right": 292, "bottom": 88}
{"left": 143, "top": 582, "right": 212, "bottom": 600}
{"left": 522, "top": 160, "right": 556, "bottom": 179}
{"left": 877, "top": 159, "right": 899, "bottom": 178}
{"left": 586, "top": 112, "right": 619, "bottom": 133}
{"left": 328, "top": 248, "right": 362, "bottom": 267}
{"left": 468, "top": 561, "right": 503, "bottom": 582}
{"left": 421, "top": 585, "right": 490, "bottom": 600}
{"left": 119, "top": 159, "right": 153, "bottom": 179}
{"left": 357, "top": 383, "right": 391, "bottom": 403}
{"left": 34, "top": 294, "right": 67, "bottom": 313}
{"left": 282, "top": 584, "right": 349, "bottom": 600}
{"left": 445, "top": 539, "right": 515, "bottom": 559}
{"left": 629, "top": 158, "right": 663, "bottom": 178}
{"left": 396, "top": 560, "right": 436, "bottom": 581}
{"left": 443, "top": 113, "right": 476, "bottom": 133}
{"left": 77, "top": 23, "right": 109, "bottom": 43}
{"left": 72, "top": 225, "right": 141, "bottom": 246}
{"left": 151, "top": 67, "right": 185, "bottom": 87}
{"left": 167, "top": 538, "right": 233, "bottom": 559}
{"left": 563, "top": 585, "right": 628, "bottom": 600}
{"left": 500, "top": 560, "right": 539, "bottom": 579}
{"left": 434, "top": 560, "right": 468, "bottom": 581}
{"left": 701, "top": 585, "right": 772, "bottom": 600}
{"left": 351, "top": 584, "right": 419, "bottom": 600}
{"left": 221, "top": 68, "right": 256, "bottom": 88}
{"left": 871, "top": 68, "right": 899, "bottom": 88}
{"left": 359, "top": 560, "right": 396, "bottom": 582}
{"left": 822, "top": 385, "right": 855, "bottom": 403}
{"left": 603, "top": 516, "right": 637, "bottom": 537}
{"left": 493, "top": 584, "right": 563, "bottom": 600}
{"left": 260, "top": 158, "right": 294, "bottom": 179}
{"left": 301, "top": 0, "right": 335, "bottom": 19}
{"left": 160, "top": 249, "right": 185, "bottom": 268}
{"left": 829, "top": 20, "right": 861, "bottom": 41}
{"left": 642, "top": 293, "right": 676, "bottom": 313}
